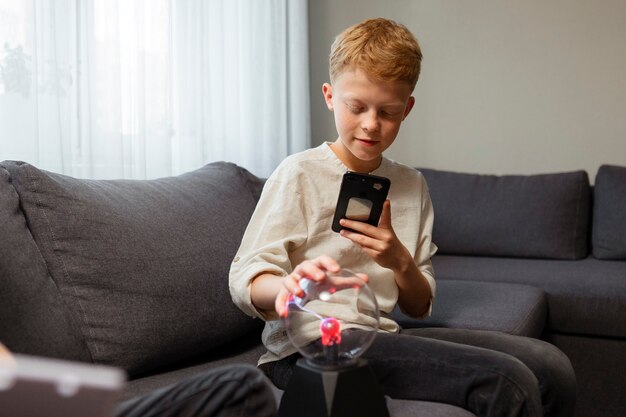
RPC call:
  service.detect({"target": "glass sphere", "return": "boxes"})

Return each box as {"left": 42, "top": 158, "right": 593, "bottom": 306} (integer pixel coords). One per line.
{"left": 284, "top": 269, "right": 380, "bottom": 367}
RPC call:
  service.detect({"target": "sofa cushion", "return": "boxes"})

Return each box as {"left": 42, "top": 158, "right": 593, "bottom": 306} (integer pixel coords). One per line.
{"left": 128, "top": 356, "right": 477, "bottom": 417}
{"left": 0, "top": 167, "right": 91, "bottom": 361}
{"left": 419, "top": 169, "right": 591, "bottom": 259}
{"left": 592, "top": 165, "right": 626, "bottom": 260}
{"left": 392, "top": 280, "right": 547, "bottom": 338}
{"left": 1, "top": 160, "right": 264, "bottom": 376}
{"left": 432, "top": 255, "right": 626, "bottom": 338}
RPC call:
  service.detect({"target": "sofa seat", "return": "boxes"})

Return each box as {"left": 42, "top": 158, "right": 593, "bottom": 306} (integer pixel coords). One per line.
{"left": 432, "top": 255, "right": 626, "bottom": 338}
{"left": 391, "top": 280, "right": 547, "bottom": 338}
{"left": 122, "top": 332, "right": 267, "bottom": 400}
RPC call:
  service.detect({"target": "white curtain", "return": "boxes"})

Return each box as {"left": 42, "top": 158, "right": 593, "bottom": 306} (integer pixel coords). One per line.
{"left": 0, "top": 0, "right": 310, "bottom": 179}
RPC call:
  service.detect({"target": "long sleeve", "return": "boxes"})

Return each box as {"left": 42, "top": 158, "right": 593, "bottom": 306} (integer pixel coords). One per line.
{"left": 413, "top": 172, "right": 438, "bottom": 316}
{"left": 229, "top": 173, "right": 308, "bottom": 319}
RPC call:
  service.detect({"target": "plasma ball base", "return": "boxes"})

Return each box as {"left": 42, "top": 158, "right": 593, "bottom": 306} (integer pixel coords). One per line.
{"left": 278, "top": 358, "right": 390, "bottom": 417}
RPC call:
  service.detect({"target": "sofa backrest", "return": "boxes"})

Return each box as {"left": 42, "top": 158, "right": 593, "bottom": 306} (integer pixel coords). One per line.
{"left": 592, "top": 164, "right": 626, "bottom": 260}
{"left": 0, "top": 165, "right": 92, "bottom": 362}
{"left": 0, "top": 161, "right": 264, "bottom": 377}
{"left": 419, "top": 168, "right": 591, "bottom": 260}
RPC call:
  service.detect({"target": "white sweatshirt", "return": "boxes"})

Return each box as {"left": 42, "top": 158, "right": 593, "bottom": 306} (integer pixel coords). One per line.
{"left": 229, "top": 142, "right": 437, "bottom": 365}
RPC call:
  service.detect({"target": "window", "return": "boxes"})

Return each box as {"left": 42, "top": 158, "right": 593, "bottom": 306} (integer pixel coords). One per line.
{"left": 0, "top": 0, "right": 309, "bottom": 178}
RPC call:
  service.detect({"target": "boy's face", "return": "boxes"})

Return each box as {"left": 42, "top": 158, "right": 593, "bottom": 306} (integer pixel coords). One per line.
{"left": 323, "top": 68, "right": 415, "bottom": 172}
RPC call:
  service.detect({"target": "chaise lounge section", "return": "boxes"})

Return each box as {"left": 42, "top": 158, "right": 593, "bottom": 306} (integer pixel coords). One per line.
{"left": 396, "top": 166, "right": 626, "bottom": 417}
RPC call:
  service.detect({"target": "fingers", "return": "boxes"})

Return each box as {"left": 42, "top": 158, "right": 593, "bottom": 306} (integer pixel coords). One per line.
{"left": 339, "top": 200, "right": 392, "bottom": 234}
{"left": 339, "top": 200, "right": 395, "bottom": 252}
{"left": 292, "top": 256, "right": 341, "bottom": 281}
{"left": 339, "top": 226, "right": 386, "bottom": 252}
{"left": 339, "top": 201, "right": 410, "bottom": 271}
{"left": 283, "top": 273, "right": 305, "bottom": 297}
{"left": 378, "top": 200, "right": 392, "bottom": 229}
{"left": 275, "top": 287, "right": 291, "bottom": 318}
{"left": 277, "top": 271, "right": 370, "bottom": 317}
{"left": 276, "top": 256, "right": 342, "bottom": 317}
{"left": 313, "top": 255, "right": 342, "bottom": 274}
{"left": 356, "top": 272, "right": 369, "bottom": 283}
{"left": 339, "top": 218, "right": 376, "bottom": 236}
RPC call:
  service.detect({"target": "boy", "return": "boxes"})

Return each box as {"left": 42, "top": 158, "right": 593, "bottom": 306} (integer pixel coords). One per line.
{"left": 229, "top": 18, "right": 575, "bottom": 417}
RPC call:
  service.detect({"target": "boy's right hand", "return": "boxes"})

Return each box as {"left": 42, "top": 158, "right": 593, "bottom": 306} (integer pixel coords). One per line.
{"left": 275, "top": 255, "right": 341, "bottom": 318}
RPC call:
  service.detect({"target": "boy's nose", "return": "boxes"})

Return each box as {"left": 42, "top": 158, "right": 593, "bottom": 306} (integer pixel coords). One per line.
{"left": 362, "top": 112, "right": 380, "bottom": 133}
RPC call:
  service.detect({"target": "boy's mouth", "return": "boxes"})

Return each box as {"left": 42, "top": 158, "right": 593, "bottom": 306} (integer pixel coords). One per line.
{"left": 355, "top": 138, "right": 379, "bottom": 147}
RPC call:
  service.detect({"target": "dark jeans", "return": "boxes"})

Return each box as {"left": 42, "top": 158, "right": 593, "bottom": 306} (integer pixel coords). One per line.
{"left": 260, "top": 328, "right": 576, "bottom": 417}
{"left": 115, "top": 364, "right": 277, "bottom": 417}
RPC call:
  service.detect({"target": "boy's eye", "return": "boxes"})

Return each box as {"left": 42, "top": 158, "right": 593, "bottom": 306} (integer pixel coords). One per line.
{"left": 380, "top": 110, "right": 399, "bottom": 118}
{"left": 348, "top": 105, "right": 364, "bottom": 113}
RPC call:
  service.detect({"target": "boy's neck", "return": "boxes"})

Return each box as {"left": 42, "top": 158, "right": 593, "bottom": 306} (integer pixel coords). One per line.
{"left": 329, "top": 141, "right": 382, "bottom": 173}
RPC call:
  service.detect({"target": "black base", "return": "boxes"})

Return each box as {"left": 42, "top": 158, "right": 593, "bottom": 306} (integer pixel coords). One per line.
{"left": 278, "top": 358, "right": 390, "bottom": 417}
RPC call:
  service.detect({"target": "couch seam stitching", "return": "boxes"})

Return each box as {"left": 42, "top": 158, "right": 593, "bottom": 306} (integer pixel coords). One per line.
{"left": 571, "top": 175, "right": 584, "bottom": 259}
{"left": 511, "top": 291, "right": 547, "bottom": 337}
{"left": 25, "top": 165, "right": 97, "bottom": 363}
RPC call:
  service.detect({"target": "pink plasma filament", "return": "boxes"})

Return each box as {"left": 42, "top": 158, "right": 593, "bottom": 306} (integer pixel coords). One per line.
{"left": 320, "top": 317, "right": 342, "bottom": 346}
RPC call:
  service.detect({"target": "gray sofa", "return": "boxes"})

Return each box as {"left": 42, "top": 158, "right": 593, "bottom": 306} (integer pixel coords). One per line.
{"left": 1, "top": 160, "right": 624, "bottom": 416}
{"left": 394, "top": 166, "right": 626, "bottom": 417}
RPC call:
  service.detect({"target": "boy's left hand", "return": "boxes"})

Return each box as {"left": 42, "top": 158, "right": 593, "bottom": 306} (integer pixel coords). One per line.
{"left": 339, "top": 200, "right": 412, "bottom": 272}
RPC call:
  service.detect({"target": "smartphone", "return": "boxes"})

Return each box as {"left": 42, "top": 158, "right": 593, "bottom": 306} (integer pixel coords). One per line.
{"left": 331, "top": 171, "right": 391, "bottom": 233}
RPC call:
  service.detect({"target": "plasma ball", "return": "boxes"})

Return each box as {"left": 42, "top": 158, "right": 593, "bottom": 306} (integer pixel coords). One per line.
{"left": 320, "top": 317, "right": 341, "bottom": 346}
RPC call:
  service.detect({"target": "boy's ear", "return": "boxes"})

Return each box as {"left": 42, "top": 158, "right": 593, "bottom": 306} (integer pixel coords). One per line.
{"left": 322, "top": 83, "right": 334, "bottom": 111}
{"left": 402, "top": 96, "right": 416, "bottom": 120}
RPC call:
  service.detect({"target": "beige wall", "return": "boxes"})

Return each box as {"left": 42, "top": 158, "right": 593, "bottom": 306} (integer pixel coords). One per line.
{"left": 309, "top": 0, "right": 626, "bottom": 182}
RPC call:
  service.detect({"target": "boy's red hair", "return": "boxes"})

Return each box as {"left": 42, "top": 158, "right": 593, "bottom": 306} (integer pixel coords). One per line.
{"left": 329, "top": 18, "right": 422, "bottom": 89}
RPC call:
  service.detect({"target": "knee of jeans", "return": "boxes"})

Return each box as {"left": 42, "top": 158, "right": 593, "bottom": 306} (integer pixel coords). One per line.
{"left": 533, "top": 341, "right": 577, "bottom": 394}
{"left": 545, "top": 342, "right": 575, "bottom": 374}
{"left": 468, "top": 355, "right": 542, "bottom": 416}
{"left": 228, "top": 364, "right": 271, "bottom": 384}
{"left": 490, "top": 352, "right": 541, "bottom": 397}
{"left": 228, "top": 363, "right": 263, "bottom": 375}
